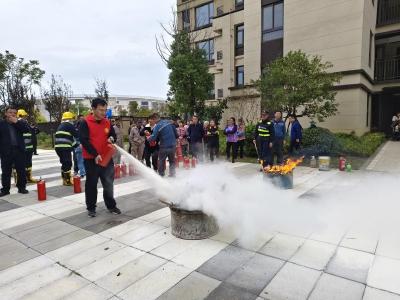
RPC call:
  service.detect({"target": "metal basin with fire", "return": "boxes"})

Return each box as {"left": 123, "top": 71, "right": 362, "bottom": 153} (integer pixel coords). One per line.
{"left": 161, "top": 200, "right": 219, "bottom": 240}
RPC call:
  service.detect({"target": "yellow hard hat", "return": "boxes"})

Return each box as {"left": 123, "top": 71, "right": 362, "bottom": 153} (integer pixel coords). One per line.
{"left": 17, "top": 109, "right": 28, "bottom": 117}
{"left": 62, "top": 112, "right": 75, "bottom": 120}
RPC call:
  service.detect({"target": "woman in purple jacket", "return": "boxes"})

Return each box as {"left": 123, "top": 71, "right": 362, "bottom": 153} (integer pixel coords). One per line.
{"left": 224, "top": 117, "right": 238, "bottom": 163}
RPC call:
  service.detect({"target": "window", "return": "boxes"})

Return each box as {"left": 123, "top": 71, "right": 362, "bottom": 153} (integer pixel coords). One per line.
{"left": 236, "top": 66, "right": 244, "bottom": 86}
{"left": 369, "top": 30, "right": 374, "bottom": 67}
{"left": 235, "top": 24, "right": 244, "bottom": 56}
{"left": 262, "top": 2, "right": 283, "bottom": 42}
{"left": 182, "top": 9, "right": 190, "bottom": 31}
{"left": 141, "top": 101, "right": 149, "bottom": 107}
{"left": 217, "top": 50, "right": 223, "bottom": 60}
{"left": 197, "top": 39, "right": 214, "bottom": 63}
{"left": 217, "top": 89, "right": 224, "bottom": 98}
{"left": 235, "top": 0, "right": 244, "bottom": 8}
{"left": 195, "top": 2, "right": 214, "bottom": 29}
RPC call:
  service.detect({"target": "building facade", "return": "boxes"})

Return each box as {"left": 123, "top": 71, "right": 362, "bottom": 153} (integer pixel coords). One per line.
{"left": 177, "top": 0, "right": 400, "bottom": 134}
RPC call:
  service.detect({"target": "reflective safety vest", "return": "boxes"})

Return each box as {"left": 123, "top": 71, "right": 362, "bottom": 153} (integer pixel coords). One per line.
{"left": 18, "top": 119, "right": 33, "bottom": 152}
{"left": 54, "top": 122, "right": 78, "bottom": 150}
{"left": 257, "top": 121, "right": 272, "bottom": 137}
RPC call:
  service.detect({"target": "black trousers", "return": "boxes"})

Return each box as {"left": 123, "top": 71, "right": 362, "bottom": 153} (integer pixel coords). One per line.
{"left": 226, "top": 142, "right": 238, "bottom": 162}
{"left": 289, "top": 140, "right": 301, "bottom": 155}
{"left": 32, "top": 138, "right": 38, "bottom": 154}
{"left": 25, "top": 151, "right": 33, "bottom": 168}
{"left": 73, "top": 150, "right": 79, "bottom": 173}
{"left": 1, "top": 147, "right": 26, "bottom": 192}
{"left": 144, "top": 147, "right": 158, "bottom": 171}
{"left": 84, "top": 159, "right": 117, "bottom": 212}
{"left": 158, "top": 147, "right": 176, "bottom": 177}
{"left": 272, "top": 139, "right": 284, "bottom": 164}
{"left": 56, "top": 149, "right": 73, "bottom": 172}
{"left": 209, "top": 145, "right": 218, "bottom": 162}
{"left": 237, "top": 140, "right": 245, "bottom": 159}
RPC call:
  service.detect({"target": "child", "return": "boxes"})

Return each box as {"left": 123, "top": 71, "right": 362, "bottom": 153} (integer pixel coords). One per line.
{"left": 207, "top": 120, "right": 219, "bottom": 162}
{"left": 177, "top": 120, "right": 189, "bottom": 156}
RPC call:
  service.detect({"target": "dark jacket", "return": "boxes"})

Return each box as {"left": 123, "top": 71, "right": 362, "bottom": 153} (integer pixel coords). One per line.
{"left": 290, "top": 120, "right": 302, "bottom": 142}
{"left": 187, "top": 123, "right": 204, "bottom": 144}
{"left": 55, "top": 121, "right": 79, "bottom": 150}
{"left": 206, "top": 126, "right": 219, "bottom": 147}
{"left": 254, "top": 119, "right": 275, "bottom": 142}
{"left": 140, "top": 124, "right": 159, "bottom": 152}
{"left": 0, "top": 119, "right": 30, "bottom": 155}
{"left": 148, "top": 119, "right": 178, "bottom": 149}
{"left": 273, "top": 119, "right": 286, "bottom": 140}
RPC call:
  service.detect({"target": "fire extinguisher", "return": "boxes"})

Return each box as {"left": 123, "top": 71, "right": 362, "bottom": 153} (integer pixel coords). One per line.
{"left": 98, "top": 144, "right": 116, "bottom": 167}
{"left": 37, "top": 179, "right": 46, "bottom": 201}
{"left": 128, "top": 164, "right": 135, "bottom": 176}
{"left": 191, "top": 157, "right": 197, "bottom": 168}
{"left": 73, "top": 176, "right": 81, "bottom": 193}
{"left": 121, "top": 163, "right": 127, "bottom": 177}
{"left": 339, "top": 156, "right": 346, "bottom": 171}
{"left": 183, "top": 157, "right": 190, "bottom": 169}
{"left": 114, "top": 164, "right": 121, "bottom": 179}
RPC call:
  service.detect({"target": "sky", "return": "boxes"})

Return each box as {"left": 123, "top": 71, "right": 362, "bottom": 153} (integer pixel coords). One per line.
{"left": 0, "top": 0, "right": 176, "bottom": 98}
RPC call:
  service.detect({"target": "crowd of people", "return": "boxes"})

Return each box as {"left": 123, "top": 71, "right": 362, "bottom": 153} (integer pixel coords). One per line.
{"left": 0, "top": 99, "right": 303, "bottom": 218}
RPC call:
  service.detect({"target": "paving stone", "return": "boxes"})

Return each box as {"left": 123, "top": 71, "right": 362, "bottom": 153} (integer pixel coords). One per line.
{"left": 123, "top": 203, "right": 164, "bottom": 219}
{"left": 172, "top": 239, "right": 228, "bottom": 270}
{"left": 96, "top": 254, "right": 167, "bottom": 294}
{"left": 258, "top": 233, "right": 305, "bottom": 261}
{"left": 363, "top": 287, "right": 400, "bottom": 300}
{"left": 290, "top": 239, "right": 336, "bottom": 271}
{"left": 78, "top": 246, "right": 145, "bottom": 281}
{"left": 376, "top": 234, "right": 400, "bottom": 260}
{"left": 0, "top": 255, "right": 54, "bottom": 287}
{"left": 11, "top": 220, "right": 79, "bottom": 247}
{"left": 51, "top": 207, "right": 86, "bottom": 220}
{"left": 84, "top": 214, "right": 134, "bottom": 234}
{"left": 341, "top": 231, "right": 378, "bottom": 254}
{"left": 204, "top": 282, "right": 258, "bottom": 300}
{"left": 131, "top": 228, "right": 174, "bottom": 252}
{"left": 117, "top": 261, "right": 192, "bottom": 300}
{"left": 64, "top": 283, "right": 114, "bottom": 300}
{"left": 209, "top": 228, "right": 238, "bottom": 244}
{"left": 232, "top": 232, "right": 275, "bottom": 252}
{"left": 309, "top": 226, "right": 345, "bottom": 245}
{"left": 19, "top": 273, "right": 90, "bottom": 300}
{"left": 61, "top": 240, "right": 125, "bottom": 270}
{"left": 2, "top": 217, "right": 56, "bottom": 235}
{"left": 0, "top": 237, "right": 41, "bottom": 270}
{"left": 114, "top": 223, "right": 165, "bottom": 246}
{"left": 326, "top": 247, "right": 374, "bottom": 283}
{"left": 100, "top": 218, "right": 149, "bottom": 239}
{"left": 262, "top": 262, "right": 321, "bottom": 300}
{"left": 151, "top": 237, "right": 199, "bottom": 260}
{"left": 309, "top": 273, "right": 365, "bottom": 300}
{"left": 138, "top": 207, "right": 170, "bottom": 222}
{"left": 0, "top": 201, "right": 19, "bottom": 212}
{"left": 153, "top": 216, "right": 171, "bottom": 227}
{"left": 157, "top": 271, "right": 221, "bottom": 300}
{"left": 45, "top": 234, "right": 110, "bottom": 262}
{"left": 226, "top": 253, "right": 284, "bottom": 295}
{"left": 34, "top": 229, "right": 94, "bottom": 254}
{"left": 368, "top": 256, "right": 400, "bottom": 295}
{"left": 197, "top": 245, "right": 255, "bottom": 281}
{"left": 0, "top": 263, "right": 70, "bottom": 299}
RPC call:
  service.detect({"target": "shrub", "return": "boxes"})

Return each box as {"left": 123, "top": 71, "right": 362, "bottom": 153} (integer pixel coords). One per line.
{"left": 302, "top": 127, "right": 342, "bottom": 156}
{"left": 37, "top": 132, "right": 53, "bottom": 149}
{"left": 335, "top": 132, "right": 386, "bottom": 157}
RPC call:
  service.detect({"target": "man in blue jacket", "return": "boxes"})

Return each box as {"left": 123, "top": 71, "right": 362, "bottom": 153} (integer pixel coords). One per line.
{"left": 272, "top": 111, "right": 286, "bottom": 164}
{"left": 288, "top": 114, "right": 302, "bottom": 155}
{"left": 148, "top": 113, "right": 178, "bottom": 177}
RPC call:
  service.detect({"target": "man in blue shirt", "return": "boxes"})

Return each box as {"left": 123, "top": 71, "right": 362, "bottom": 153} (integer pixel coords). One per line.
{"left": 272, "top": 111, "right": 286, "bottom": 165}
{"left": 289, "top": 114, "right": 302, "bottom": 155}
{"left": 148, "top": 113, "right": 178, "bottom": 177}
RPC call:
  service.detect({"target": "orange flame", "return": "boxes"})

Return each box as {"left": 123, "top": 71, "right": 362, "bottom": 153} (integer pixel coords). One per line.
{"left": 264, "top": 157, "right": 304, "bottom": 175}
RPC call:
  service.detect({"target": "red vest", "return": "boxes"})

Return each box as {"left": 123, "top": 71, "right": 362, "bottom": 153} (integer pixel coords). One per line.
{"left": 82, "top": 114, "right": 111, "bottom": 159}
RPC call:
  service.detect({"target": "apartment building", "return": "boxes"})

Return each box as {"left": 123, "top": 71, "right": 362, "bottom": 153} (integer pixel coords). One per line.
{"left": 177, "top": 0, "right": 400, "bottom": 134}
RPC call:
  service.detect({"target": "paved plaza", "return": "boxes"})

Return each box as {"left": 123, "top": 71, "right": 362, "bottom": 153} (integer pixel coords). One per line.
{"left": 0, "top": 143, "right": 400, "bottom": 300}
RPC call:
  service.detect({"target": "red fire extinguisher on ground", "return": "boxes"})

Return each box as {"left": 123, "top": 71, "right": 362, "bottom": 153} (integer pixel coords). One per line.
{"left": 114, "top": 164, "right": 121, "bottom": 179}
{"left": 121, "top": 163, "right": 127, "bottom": 177}
{"left": 191, "top": 157, "right": 197, "bottom": 168}
{"left": 339, "top": 156, "right": 346, "bottom": 171}
{"left": 73, "top": 176, "right": 81, "bottom": 193}
{"left": 129, "top": 164, "right": 135, "bottom": 176}
{"left": 183, "top": 157, "right": 190, "bottom": 169}
{"left": 37, "top": 179, "right": 46, "bottom": 201}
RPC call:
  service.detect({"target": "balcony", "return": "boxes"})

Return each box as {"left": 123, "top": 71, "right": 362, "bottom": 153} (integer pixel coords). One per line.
{"left": 375, "top": 58, "right": 400, "bottom": 81}
{"left": 377, "top": 0, "right": 400, "bottom": 27}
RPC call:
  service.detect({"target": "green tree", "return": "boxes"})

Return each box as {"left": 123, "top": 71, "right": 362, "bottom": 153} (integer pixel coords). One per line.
{"left": 0, "top": 50, "right": 45, "bottom": 119}
{"left": 254, "top": 50, "right": 341, "bottom": 122}
{"left": 120, "top": 109, "right": 128, "bottom": 116}
{"left": 136, "top": 107, "right": 152, "bottom": 118}
{"left": 94, "top": 78, "right": 109, "bottom": 101}
{"left": 203, "top": 99, "right": 228, "bottom": 123}
{"left": 128, "top": 101, "right": 139, "bottom": 116}
{"left": 70, "top": 102, "right": 90, "bottom": 116}
{"left": 41, "top": 74, "right": 72, "bottom": 124}
{"left": 165, "top": 31, "right": 213, "bottom": 119}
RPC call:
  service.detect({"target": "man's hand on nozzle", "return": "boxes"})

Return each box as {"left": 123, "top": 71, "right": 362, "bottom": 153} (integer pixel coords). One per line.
{"left": 95, "top": 155, "right": 103, "bottom": 164}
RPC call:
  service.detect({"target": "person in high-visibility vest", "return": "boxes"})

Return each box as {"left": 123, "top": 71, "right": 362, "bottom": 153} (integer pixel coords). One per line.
{"left": 253, "top": 111, "right": 275, "bottom": 168}
{"left": 17, "top": 109, "right": 38, "bottom": 183}
{"left": 55, "top": 112, "right": 79, "bottom": 186}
